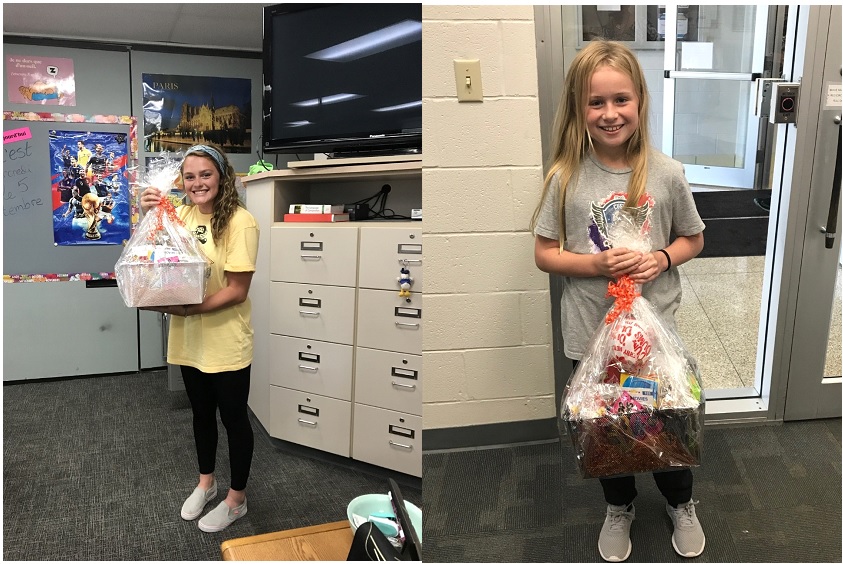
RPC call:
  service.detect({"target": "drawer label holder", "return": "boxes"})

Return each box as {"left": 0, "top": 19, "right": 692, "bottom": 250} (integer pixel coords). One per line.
{"left": 391, "top": 367, "right": 418, "bottom": 380}
{"left": 300, "top": 241, "right": 324, "bottom": 251}
{"left": 298, "top": 405, "right": 320, "bottom": 417}
{"left": 394, "top": 307, "right": 421, "bottom": 319}
{"left": 298, "top": 352, "right": 321, "bottom": 363}
{"left": 389, "top": 425, "right": 415, "bottom": 439}
{"left": 299, "top": 297, "right": 322, "bottom": 308}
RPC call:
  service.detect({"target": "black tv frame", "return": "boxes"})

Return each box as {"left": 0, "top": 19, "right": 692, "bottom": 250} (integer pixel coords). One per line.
{"left": 261, "top": 3, "right": 422, "bottom": 158}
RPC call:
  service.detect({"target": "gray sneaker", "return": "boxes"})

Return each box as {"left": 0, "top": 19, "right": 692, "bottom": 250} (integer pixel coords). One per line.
{"left": 598, "top": 503, "right": 635, "bottom": 562}
{"left": 666, "top": 500, "right": 706, "bottom": 557}
{"left": 198, "top": 499, "right": 248, "bottom": 533}
{"left": 180, "top": 482, "right": 217, "bottom": 520}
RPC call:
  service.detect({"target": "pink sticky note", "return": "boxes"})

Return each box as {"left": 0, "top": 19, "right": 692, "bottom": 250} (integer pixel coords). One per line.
{"left": 3, "top": 127, "right": 32, "bottom": 144}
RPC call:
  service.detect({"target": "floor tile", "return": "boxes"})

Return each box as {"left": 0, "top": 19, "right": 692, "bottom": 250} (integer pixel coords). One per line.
{"left": 676, "top": 278, "right": 744, "bottom": 389}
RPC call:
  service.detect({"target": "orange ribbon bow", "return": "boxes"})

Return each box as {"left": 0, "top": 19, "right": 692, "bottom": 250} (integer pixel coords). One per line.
{"left": 605, "top": 275, "right": 640, "bottom": 324}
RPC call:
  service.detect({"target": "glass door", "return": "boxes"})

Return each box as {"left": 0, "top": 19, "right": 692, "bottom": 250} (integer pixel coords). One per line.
{"left": 780, "top": 4, "right": 841, "bottom": 419}
{"left": 662, "top": 5, "right": 768, "bottom": 188}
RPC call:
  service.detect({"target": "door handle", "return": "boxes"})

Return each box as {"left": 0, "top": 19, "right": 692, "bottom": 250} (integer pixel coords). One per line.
{"left": 820, "top": 125, "right": 841, "bottom": 249}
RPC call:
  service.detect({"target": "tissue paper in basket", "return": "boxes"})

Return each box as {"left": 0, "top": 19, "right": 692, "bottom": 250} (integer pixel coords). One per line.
{"left": 115, "top": 155, "right": 211, "bottom": 308}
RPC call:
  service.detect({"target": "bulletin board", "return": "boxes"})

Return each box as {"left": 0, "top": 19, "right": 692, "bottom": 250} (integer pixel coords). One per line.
{"left": 3, "top": 111, "right": 138, "bottom": 278}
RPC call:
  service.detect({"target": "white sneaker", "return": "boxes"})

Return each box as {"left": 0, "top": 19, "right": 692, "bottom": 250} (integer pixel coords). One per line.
{"left": 180, "top": 482, "right": 217, "bottom": 520}
{"left": 598, "top": 503, "right": 635, "bottom": 562}
{"left": 198, "top": 499, "right": 248, "bottom": 533}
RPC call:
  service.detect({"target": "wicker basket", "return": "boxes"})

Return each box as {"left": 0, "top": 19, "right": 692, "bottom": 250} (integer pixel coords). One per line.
{"left": 563, "top": 406, "right": 703, "bottom": 479}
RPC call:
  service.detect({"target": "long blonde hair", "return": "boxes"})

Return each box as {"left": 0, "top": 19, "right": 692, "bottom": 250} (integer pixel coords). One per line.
{"left": 530, "top": 40, "right": 652, "bottom": 244}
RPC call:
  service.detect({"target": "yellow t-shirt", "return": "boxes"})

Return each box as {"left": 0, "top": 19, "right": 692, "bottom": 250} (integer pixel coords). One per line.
{"left": 166, "top": 204, "right": 260, "bottom": 373}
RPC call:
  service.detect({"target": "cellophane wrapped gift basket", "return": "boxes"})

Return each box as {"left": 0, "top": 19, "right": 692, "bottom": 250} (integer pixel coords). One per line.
{"left": 115, "top": 154, "right": 211, "bottom": 308}
{"left": 560, "top": 212, "right": 704, "bottom": 479}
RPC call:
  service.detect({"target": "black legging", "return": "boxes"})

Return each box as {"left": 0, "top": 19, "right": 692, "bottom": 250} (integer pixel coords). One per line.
{"left": 570, "top": 359, "right": 693, "bottom": 507}
{"left": 180, "top": 365, "right": 254, "bottom": 492}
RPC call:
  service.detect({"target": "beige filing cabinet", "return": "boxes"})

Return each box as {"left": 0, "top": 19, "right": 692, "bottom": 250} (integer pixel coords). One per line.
{"left": 243, "top": 158, "right": 422, "bottom": 477}
{"left": 352, "top": 224, "right": 422, "bottom": 476}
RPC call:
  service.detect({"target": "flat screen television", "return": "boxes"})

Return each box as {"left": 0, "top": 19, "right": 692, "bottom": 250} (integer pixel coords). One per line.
{"left": 262, "top": 3, "right": 422, "bottom": 158}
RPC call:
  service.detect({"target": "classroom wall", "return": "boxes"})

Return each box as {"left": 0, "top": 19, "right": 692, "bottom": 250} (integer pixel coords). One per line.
{"left": 422, "top": 6, "right": 555, "bottom": 429}
{"left": 2, "top": 39, "right": 262, "bottom": 381}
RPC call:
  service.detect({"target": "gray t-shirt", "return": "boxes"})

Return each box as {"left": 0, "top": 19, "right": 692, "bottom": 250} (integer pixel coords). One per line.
{"left": 534, "top": 150, "right": 705, "bottom": 360}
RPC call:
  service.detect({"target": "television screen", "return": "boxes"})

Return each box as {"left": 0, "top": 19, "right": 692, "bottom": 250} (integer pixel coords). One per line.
{"left": 262, "top": 3, "right": 422, "bottom": 157}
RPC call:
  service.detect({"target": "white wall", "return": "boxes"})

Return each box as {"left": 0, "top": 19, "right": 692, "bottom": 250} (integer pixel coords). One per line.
{"left": 422, "top": 6, "right": 554, "bottom": 430}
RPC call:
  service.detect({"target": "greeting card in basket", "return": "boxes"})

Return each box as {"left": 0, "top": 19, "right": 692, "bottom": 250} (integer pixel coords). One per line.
{"left": 115, "top": 154, "right": 211, "bottom": 308}
{"left": 560, "top": 211, "right": 705, "bottom": 479}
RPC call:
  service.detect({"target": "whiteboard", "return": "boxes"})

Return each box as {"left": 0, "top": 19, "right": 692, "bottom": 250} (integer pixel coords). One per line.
{"left": 3, "top": 118, "right": 134, "bottom": 275}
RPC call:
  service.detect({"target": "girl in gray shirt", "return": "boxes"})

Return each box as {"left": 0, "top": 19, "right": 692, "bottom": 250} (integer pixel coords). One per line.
{"left": 531, "top": 40, "right": 706, "bottom": 562}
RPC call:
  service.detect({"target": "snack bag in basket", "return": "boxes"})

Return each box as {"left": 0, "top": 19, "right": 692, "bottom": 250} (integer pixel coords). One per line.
{"left": 559, "top": 211, "right": 704, "bottom": 479}
{"left": 115, "top": 154, "right": 211, "bottom": 308}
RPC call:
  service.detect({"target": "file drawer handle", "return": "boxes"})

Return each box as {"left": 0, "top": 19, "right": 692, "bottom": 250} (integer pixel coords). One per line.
{"left": 395, "top": 321, "right": 420, "bottom": 329}
{"left": 299, "top": 365, "right": 319, "bottom": 372}
{"left": 297, "top": 418, "right": 317, "bottom": 427}
{"left": 399, "top": 258, "right": 422, "bottom": 266}
{"left": 299, "top": 311, "right": 321, "bottom": 317}
{"left": 391, "top": 381, "right": 417, "bottom": 390}
{"left": 300, "top": 254, "right": 322, "bottom": 260}
{"left": 389, "top": 440, "right": 413, "bottom": 451}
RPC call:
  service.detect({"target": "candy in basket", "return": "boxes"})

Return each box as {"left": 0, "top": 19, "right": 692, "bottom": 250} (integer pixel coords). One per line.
{"left": 560, "top": 212, "right": 704, "bottom": 479}
{"left": 115, "top": 154, "right": 211, "bottom": 308}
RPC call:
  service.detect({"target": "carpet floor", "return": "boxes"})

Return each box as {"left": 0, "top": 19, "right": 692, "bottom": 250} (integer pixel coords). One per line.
{"left": 422, "top": 419, "right": 841, "bottom": 563}
{"left": 3, "top": 370, "right": 421, "bottom": 561}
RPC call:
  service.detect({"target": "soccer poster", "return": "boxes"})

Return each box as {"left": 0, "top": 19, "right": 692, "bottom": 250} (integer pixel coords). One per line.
{"left": 49, "top": 130, "right": 130, "bottom": 245}
{"left": 142, "top": 73, "right": 251, "bottom": 154}
{"left": 6, "top": 55, "right": 76, "bottom": 106}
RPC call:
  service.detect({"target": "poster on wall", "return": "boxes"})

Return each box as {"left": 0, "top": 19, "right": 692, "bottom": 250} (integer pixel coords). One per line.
{"left": 142, "top": 73, "right": 251, "bottom": 154}
{"left": 49, "top": 130, "right": 130, "bottom": 245}
{"left": 6, "top": 55, "right": 76, "bottom": 106}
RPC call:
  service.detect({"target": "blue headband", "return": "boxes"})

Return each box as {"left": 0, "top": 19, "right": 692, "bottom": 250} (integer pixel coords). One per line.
{"left": 184, "top": 144, "right": 226, "bottom": 175}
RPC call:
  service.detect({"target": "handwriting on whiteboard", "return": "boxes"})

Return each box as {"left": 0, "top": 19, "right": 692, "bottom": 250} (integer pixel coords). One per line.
{"left": 4, "top": 140, "right": 44, "bottom": 216}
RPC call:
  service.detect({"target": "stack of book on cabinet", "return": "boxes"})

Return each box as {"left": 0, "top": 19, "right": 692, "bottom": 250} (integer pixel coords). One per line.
{"left": 284, "top": 204, "right": 350, "bottom": 222}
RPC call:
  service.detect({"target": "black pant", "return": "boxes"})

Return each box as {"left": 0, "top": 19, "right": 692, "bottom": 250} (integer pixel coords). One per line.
{"left": 181, "top": 365, "right": 254, "bottom": 491}
{"left": 570, "top": 359, "right": 693, "bottom": 507}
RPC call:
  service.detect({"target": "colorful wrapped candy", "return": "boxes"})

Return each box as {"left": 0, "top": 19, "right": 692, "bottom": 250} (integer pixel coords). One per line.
{"left": 560, "top": 211, "right": 704, "bottom": 479}
{"left": 115, "top": 153, "right": 211, "bottom": 307}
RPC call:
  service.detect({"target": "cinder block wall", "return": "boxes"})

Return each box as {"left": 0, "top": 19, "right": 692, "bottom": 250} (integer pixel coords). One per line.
{"left": 422, "top": 6, "right": 554, "bottom": 430}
